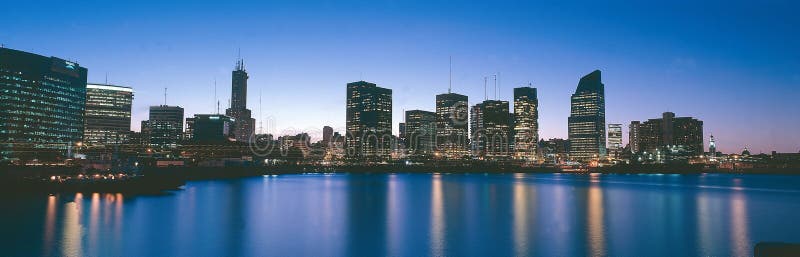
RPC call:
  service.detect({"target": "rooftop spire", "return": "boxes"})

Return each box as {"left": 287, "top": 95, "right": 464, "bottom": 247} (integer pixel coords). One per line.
{"left": 235, "top": 49, "right": 245, "bottom": 71}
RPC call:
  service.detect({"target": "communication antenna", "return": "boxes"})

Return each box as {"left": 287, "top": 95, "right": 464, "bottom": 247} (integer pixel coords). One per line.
{"left": 105, "top": 73, "right": 108, "bottom": 85}
{"left": 484, "top": 76, "right": 488, "bottom": 101}
{"left": 164, "top": 87, "right": 167, "bottom": 105}
{"left": 214, "top": 78, "right": 218, "bottom": 114}
{"left": 497, "top": 72, "right": 500, "bottom": 100}
{"left": 448, "top": 56, "right": 452, "bottom": 93}
{"left": 259, "top": 89, "right": 263, "bottom": 134}
{"left": 493, "top": 74, "right": 498, "bottom": 100}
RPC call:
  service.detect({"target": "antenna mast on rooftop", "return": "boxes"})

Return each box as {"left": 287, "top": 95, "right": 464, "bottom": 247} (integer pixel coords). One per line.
{"left": 259, "top": 89, "right": 263, "bottom": 134}
{"left": 484, "top": 76, "right": 488, "bottom": 101}
{"left": 448, "top": 56, "right": 452, "bottom": 93}
{"left": 214, "top": 78, "right": 218, "bottom": 114}
{"left": 493, "top": 74, "right": 498, "bottom": 100}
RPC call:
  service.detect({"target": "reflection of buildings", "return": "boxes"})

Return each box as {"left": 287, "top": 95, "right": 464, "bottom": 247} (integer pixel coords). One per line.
{"left": 142, "top": 105, "right": 184, "bottom": 149}
{"left": 513, "top": 86, "right": 539, "bottom": 162}
{"left": 471, "top": 100, "right": 512, "bottom": 160}
{"left": 84, "top": 84, "right": 134, "bottom": 145}
{"left": 568, "top": 70, "right": 606, "bottom": 162}
{"left": 587, "top": 185, "right": 606, "bottom": 256}
{"left": 435, "top": 92, "right": 469, "bottom": 159}
{"left": 345, "top": 81, "right": 392, "bottom": 160}
{"left": 0, "top": 48, "right": 88, "bottom": 160}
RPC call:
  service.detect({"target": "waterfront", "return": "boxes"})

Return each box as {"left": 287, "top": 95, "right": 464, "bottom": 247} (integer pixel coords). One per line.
{"left": 2, "top": 173, "right": 799, "bottom": 256}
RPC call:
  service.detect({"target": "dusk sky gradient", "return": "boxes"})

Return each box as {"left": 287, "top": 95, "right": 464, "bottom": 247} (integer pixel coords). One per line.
{"left": 2, "top": 0, "right": 799, "bottom": 153}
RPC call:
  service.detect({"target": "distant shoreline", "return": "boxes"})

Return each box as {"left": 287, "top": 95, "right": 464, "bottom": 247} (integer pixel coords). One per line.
{"left": 1, "top": 164, "right": 798, "bottom": 194}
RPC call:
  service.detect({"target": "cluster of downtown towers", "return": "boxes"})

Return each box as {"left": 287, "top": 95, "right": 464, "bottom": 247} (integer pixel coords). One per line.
{"left": 346, "top": 71, "right": 606, "bottom": 162}
{"left": 0, "top": 47, "right": 704, "bottom": 163}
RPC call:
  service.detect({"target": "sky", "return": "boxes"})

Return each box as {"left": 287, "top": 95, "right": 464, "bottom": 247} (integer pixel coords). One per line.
{"left": 2, "top": 0, "right": 799, "bottom": 154}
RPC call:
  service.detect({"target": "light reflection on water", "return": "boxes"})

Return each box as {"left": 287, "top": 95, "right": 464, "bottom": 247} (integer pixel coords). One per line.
{"left": 5, "top": 173, "right": 800, "bottom": 257}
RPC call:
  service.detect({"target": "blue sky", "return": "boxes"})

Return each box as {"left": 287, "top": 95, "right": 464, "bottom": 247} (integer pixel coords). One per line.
{"left": 2, "top": 0, "right": 799, "bottom": 153}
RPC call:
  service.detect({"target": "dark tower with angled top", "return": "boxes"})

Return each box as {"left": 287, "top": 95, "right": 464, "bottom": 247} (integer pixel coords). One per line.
{"left": 568, "top": 70, "right": 606, "bottom": 162}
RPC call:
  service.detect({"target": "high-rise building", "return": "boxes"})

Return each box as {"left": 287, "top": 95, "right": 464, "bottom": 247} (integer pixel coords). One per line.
{"left": 398, "top": 123, "right": 406, "bottom": 147}
{"left": 0, "top": 48, "right": 88, "bottom": 159}
{"left": 607, "top": 123, "right": 623, "bottom": 159}
{"left": 435, "top": 93, "right": 469, "bottom": 159}
{"left": 345, "top": 81, "right": 392, "bottom": 160}
{"left": 568, "top": 70, "right": 606, "bottom": 162}
{"left": 187, "top": 114, "right": 233, "bottom": 143}
{"left": 632, "top": 112, "right": 703, "bottom": 156}
{"left": 471, "top": 100, "right": 512, "bottom": 160}
{"left": 84, "top": 83, "right": 134, "bottom": 145}
{"left": 708, "top": 133, "right": 716, "bottom": 158}
{"left": 405, "top": 110, "right": 436, "bottom": 156}
{"left": 143, "top": 105, "right": 184, "bottom": 149}
{"left": 225, "top": 58, "right": 255, "bottom": 143}
{"left": 322, "top": 126, "right": 333, "bottom": 146}
{"left": 629, "top": 121, "right": 641, "bottom": 153}
{"left": 513, "top": 86, "right": 539, "bottom": 161}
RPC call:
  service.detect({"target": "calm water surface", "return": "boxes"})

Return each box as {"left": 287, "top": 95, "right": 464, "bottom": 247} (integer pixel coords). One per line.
{"left": 3, "top": 173, "right": 800, "bottom": 256}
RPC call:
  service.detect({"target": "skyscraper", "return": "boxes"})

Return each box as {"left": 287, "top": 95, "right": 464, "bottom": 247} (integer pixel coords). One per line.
{"left": 513, "top": 86, "right": 539, "bottom": 161}
{"left": 84, "top": 83, "right": 134, "bottom": 145}
{"left": 471, "top": 100, "right": 512, "bottom": 160}
{"left": 225, "top": 58, "right": 255, "bottom": 143}
{"left": 345, "top": 81, "right": 392, "bottom": 160}
{"left": 568, "top": 70, "right": 606, "bottom": 162}
{"left": 629, "top": 121, "right": 641, "bottom": 153}
{"left": 435, "top": 93, "right": 469, "bottom": 159}
{"left": 708, "top": 133, "right": 716, "bottom": 158}
{"left": 143, "top": 105, "right": 184, "bottom": 149}
{"left": 322, "top": 126, "right": 333, "bottom": 146}
{"left": 405, "top": 110, "right": 436, "bottom": 156}
{"left": 607, "top": 123, "right": 623, "bottom": 159}
{"left": 0, "top": 48, "right": 88, "bottom": 159}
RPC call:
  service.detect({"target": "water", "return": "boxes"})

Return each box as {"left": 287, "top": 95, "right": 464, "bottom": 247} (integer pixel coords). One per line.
{"left": 2, "top": 173, "right": 800, "bottom": 257}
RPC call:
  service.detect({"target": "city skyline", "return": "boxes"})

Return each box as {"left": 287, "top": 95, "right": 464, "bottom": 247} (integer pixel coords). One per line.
{"left": 3, "top": 1, "right": 799, "bottom": 153}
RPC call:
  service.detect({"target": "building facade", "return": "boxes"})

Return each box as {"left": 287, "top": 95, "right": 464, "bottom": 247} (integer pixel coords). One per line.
{"left": 322, "top": 126, "right": 333, "bottom": 146}
{"left": 84, "top": 83, "right": 134, "bottom": 145}
{"left": 405, "top": 110, "right": 436, "bottom": 156}
{"left": 225, "top": 59, "right": 255, "bottom": 143}
{"left": 513, "top": 86, "right": 539, "bottom": 161}
{"left": 629, "top": 121, "right": 641, "bottom": 153}
{"left": 143, "top": 105, "right": 184, "bottom": 149}
{"left": 607, "top": 123, "right": 623, "bottom": 159}
{"left": 345, "top": 81, "right": 392, "bottom": 160}
{"left": 568, "top": 70, "right": 606, "bottom": 162}
{"left": 631, "top": 112, "right": 704, "bottom": 156}
{"left": 0, "top": 48, "right": 88, "bottom": 159}
{"left": 187, "top": 114, "right": 233, "bottom": 143}
{"left": 435, "top": 93, "right": 469, "bottom": 159}
{"left": 471, "top": 100, "right": 512, "bottom": 160}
